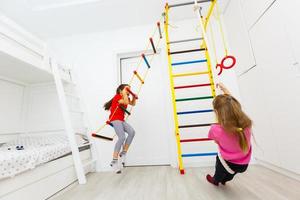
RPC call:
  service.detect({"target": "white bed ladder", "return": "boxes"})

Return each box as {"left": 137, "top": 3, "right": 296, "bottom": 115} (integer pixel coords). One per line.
{"left": 51, "top": 59, "right": 88, "bottom": 184}
{"left": 70, "top": 65, "right": 98, "bottom": 171}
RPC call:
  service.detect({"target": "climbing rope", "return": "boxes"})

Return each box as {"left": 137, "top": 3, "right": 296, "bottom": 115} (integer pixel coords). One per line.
{"left": 93, "top": 15, "right": 165, "bottom": 138}
{"left": 215, "top": 1, "right": 228, "bottom": 56}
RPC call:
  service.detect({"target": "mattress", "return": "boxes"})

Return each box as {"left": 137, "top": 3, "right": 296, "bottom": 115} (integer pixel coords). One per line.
{"left": 0, "top": 134, "right": 88, "bottom": 180}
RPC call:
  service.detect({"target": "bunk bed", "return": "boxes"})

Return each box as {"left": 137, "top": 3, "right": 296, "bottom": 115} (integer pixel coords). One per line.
{"left": 0, "top": 134, "right": 89, "bottom": 180}
{"left": 0, "top": 14, "right": 95, "bottom": 200}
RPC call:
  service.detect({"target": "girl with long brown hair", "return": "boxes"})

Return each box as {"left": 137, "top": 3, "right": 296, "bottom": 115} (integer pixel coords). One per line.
{"left": 206, "top": 83, "right": 252, "bottom": 186}
{"left": 104, "top": 84, "right": 137, "bottom": 173}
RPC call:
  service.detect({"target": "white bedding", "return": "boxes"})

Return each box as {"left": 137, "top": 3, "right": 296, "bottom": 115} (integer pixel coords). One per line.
{"left": 0, "top": 134, "right": 87, "bottom": 180}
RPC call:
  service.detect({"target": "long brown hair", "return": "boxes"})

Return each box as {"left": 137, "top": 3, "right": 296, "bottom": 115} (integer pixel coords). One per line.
{"left": 213, "top": 94, "right": 252, "bottom": 153}
{"left": 103, "top": 84, "right": 129, "bottom": 110}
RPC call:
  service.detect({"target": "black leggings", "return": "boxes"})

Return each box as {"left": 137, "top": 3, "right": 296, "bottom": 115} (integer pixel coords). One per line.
{"left": 213, "top": 156, "right": 248, "bottom": 184}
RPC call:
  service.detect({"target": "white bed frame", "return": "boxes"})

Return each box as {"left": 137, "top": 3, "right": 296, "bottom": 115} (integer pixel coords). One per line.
{"left": 0, "top": 11, "right": 98, "bottom": 199}
{"left": 0, "top": 149, "right": 93, "bottom": 200}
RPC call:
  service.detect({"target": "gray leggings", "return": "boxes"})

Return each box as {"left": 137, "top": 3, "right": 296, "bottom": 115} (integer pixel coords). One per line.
{"left": 111, "top": 120, "right": 135, "bottom": 153}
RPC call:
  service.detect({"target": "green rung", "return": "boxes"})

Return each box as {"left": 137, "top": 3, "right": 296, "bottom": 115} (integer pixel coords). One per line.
{"left": 176, "top": 96, "right": 214, "bottom": 102}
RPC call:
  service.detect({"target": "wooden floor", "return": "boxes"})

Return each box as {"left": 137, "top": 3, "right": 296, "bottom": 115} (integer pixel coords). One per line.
{"left": 50, "top": 165, "right": 300, "bottom": 200}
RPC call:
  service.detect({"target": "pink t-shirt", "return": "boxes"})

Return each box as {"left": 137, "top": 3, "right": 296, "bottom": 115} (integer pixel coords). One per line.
{"left": 208, "top": 124, "right": 252, "bottom": 165}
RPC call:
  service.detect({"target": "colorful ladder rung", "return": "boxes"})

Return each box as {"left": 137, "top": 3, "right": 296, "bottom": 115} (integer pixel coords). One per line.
{"left": 142, "top": 54, "right": 151, "bottom": 68}
{"left": 157, "top": 22, "right": 162, "bottom": 39}
{"left": 168, "top": 37, "right": 203, "bottom": 44}
{"left": 179, "top": 123, "right": 213, "bottom": 128}
{"left": 133, "top": 70, "right": 145, "bottom": 84}
{"left": 173, "top": 71, "right": 209, "bottom": 77}
{"left": 126, "top": 88, "right": 138, "bottom": 99}
{"left": 180, "top": 138, "right": 212, "bottom": 143}
{"left": 172, "top": 59, "right": 207, "bottom": 66}
{"left": 168, "top": 48, "right": 206, "bottom": 55}
{"left": 181, "top": 152, "right": 217, "bottom": 157}
{"left": 174, "top": 83, "right": 211, "bottom": 89}
{"left": 91, "top": 133, "right": 113, "bottom": 141}
{"left": 119, "top": 105, "right": 131, "bottom": 115}
{"left": 177, "top": 109, "right": 213, "bottom": 115}
{"left": 106, "top": 121, "right": 113, "bottom": 127}
{"left": 168, "top": 0, "right": 213, "bottom": 8}
{"left": 149, "top": 37, "right": 157, "bottom": 54}
{"left": 175, "top": 96, "right": 214, "bottom": 102}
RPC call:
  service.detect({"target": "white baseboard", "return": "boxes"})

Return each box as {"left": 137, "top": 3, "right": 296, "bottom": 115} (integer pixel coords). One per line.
{"left": 255, "top": 159, "right": 300, "bottom": 182}
{"left": 168, "top": 160, "right": 215, "bottom": 169}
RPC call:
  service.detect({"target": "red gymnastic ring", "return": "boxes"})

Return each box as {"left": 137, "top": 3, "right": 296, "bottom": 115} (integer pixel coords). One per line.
{"left": 221, "top": 55, "right": 236, "bottom": 69}
{"left": 216, "top": 55, "right": 236, "bottom": 75}
{"left": 216, "top": 63, "right": 223, "bottom": 75}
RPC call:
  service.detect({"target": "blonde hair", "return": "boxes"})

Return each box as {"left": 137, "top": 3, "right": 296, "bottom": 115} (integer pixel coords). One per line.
{"left": 213, "top": 94, "right": 252, "bottom": 153}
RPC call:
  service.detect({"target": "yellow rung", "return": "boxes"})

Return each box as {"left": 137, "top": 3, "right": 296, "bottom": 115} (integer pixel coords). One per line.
{"left": 133, "top": 70, "right": 145, "bottom": 84}
{"left": 172, "top": 71, "right": 209, "bottom": 77}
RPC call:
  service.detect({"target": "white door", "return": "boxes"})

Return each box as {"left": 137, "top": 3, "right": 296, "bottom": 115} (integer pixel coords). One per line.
{"left": 119, "top": 51, "right": 171, "bottom": 166}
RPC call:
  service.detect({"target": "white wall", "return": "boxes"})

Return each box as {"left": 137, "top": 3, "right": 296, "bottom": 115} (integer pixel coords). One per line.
{"left": 223, "top": 0, "right": 256, "bottom": 76}
{"left": 0, "top": 79, "right": 24, "bottom": 136}
{"left": 47, "top": 12, "right": 240, "bottom": 170}
{"left": 25, "top": 84, "right": 64, "bottom": 132}
{"left": 0, "top": 79, "right": 85, "bottom": 146}
{"left": 24, "top": 83, "right": 86, "bottom": 138}
{"left": 240, "top": 0, "right": 276, "bottom": 29}
{"left": 223, "top": 0, "right": 300, "bottom": 175}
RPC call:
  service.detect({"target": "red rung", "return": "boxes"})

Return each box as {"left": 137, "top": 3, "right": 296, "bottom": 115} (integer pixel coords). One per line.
{"left": 174, "top": 83, "right": 211, "bottom": 89}
{"left": 149, "top": 37, "right": 157, "bottom": 54}
{"left": 91, "top": 133, "right": 113, "bottom": 141}
{"left": 157, "top": 22, "right": 162, "bottom": 39}
{"left": 126, "top": 88, "right": 138, "bottom": 99}
{"left": 180, "top": 138, "right": 212, "bottom": 143}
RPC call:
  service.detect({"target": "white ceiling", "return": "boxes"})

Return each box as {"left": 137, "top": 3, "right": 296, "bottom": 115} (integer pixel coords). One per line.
{"left": 0, "top": 0, "right": 228, "bottom": 39}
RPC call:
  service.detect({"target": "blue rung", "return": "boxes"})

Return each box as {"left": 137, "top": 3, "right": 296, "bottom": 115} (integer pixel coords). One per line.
{"left": 142, "top": 54, "right": 151, "bottom": 68}
{"left": 177, "top": 109, "right": 213, "bottom": 115}
{"left": 182, "top": 152, "right": 217, "bottom": 157}
{"left": 172, "top": 59, "right": 207, "bottom": 66}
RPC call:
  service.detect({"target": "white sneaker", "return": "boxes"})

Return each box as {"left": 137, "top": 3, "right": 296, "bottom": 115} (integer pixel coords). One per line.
{"left": 120, "top": 154, "right": 126, "bottom": 168}
{"left": 110, "top": 160, "right": 121, "bottom": 174}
